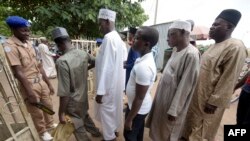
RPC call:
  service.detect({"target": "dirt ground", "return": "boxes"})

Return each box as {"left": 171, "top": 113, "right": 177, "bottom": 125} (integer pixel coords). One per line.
{"left": 50, "top": 73, "right": 239, "bottom": 141}
{"left": 0, "top": 72, "right": 239, "bottom": 141}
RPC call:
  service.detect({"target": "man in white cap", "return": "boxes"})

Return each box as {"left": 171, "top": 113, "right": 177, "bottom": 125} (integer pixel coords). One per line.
{"left": 181, "top": 9, "right": 248, "bottom": 141}
{"left": 95, "top": 8, "right": 127, "bottom": 141}
{"left": 146, "top": 20, "right": 200, "bottom": 141}
{"left": 38, "top": 37, "right": 57, "bottom": 79}
{"left": 52, "top": 27, "right": 101, "bottom": 141}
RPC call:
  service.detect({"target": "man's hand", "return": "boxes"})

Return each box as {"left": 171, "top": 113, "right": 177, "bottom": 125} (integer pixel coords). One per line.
{"left": 48, "top": 84, "right": 55, "bottom": 95}
{"left": 95, "top": 95, "right": 103, "bottom": 104}
{"left": 168, "top": 114, "right": 177, "bottom": 121}
{"left": 124, "top": 118, "right": 133, "bottom": 131}
{"left": 204, "top": 103, "right": 217, "bottom": 114}
{"left": 123, "top": 61, "right": 127, "bottom": 69}
{"left": 59, "top": 114, "right": 66, "bottom": 124}
{"left": 27, "top": 92, "right": 39, "bottom": 104}
{"left": 11, "top": 66, "right": 39, "bottom": 104}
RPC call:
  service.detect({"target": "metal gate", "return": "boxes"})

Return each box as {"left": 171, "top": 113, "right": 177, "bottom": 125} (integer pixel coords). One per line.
{"left": 0, "top": 39, "right": 97, "bottom": 141}
{"left": 0, "top": 44, "right": 40, "bottom": 141}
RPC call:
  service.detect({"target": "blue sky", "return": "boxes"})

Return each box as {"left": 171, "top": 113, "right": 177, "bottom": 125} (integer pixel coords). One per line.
{"left": 140, "top": 0, "right": 250, "bottom": 47}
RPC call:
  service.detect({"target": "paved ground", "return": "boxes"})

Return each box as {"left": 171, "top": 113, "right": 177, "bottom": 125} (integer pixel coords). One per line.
{"left": 0, "top": 72, "right": 239, "bottom": 141}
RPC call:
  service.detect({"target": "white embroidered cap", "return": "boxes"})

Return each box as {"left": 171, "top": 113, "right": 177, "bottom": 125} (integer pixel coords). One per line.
{"left": 169, "top": 20, "right": 191, "bottom": 33}
{"left": 98, "top": 8, "right": 116, "bottom": 22}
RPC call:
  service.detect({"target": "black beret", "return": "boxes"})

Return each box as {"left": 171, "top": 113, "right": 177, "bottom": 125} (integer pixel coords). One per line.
{"left": 216, "top": 9, "right": 241, "bottom": 26}
{"left": 129, "top": 27, "right": 137, "bottom": 35}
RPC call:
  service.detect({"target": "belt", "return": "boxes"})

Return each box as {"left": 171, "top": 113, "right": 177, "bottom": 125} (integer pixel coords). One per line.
{"left": 28, "top": 75, "right": 42, "bottom": 84}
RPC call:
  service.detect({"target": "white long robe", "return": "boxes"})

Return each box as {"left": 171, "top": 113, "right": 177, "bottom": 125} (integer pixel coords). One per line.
{"left": 146, "top": 45, "right": 200, "bottom": 141}
{"left": 95, "top": 30, "right": 127, "bottom": 140}
{"left": 38, "top": 43, "right": 57, "bottom": 77}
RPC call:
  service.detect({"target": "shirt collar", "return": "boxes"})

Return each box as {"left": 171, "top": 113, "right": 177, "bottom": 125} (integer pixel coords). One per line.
{"left": 64, "top": 47, "right": 75, "bottom": 54}
{"left": 135, "top": 52, "right": 153, "bottom": 63}
{"left": 8, "top": 36, "right": 31, "bottom": 48}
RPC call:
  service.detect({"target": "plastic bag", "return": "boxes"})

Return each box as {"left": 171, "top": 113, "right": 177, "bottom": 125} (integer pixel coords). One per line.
{"left": 51, "top": 116, "right": 74, "bottom": 141}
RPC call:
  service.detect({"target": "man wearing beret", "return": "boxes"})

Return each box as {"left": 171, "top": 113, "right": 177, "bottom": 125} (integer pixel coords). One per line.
{"left": 181, "top": 9, "right": 248, "bottom": 141}
{"left": 3, "top": 16, "right": 55, "bottom": 141}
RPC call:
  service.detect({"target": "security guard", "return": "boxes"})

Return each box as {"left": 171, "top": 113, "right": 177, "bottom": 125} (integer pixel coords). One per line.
{"left": 4, "top": 16, "right": 55, "bottom": 141}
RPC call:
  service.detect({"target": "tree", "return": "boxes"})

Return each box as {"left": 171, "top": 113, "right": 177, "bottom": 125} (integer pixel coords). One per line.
{"left": 0, "top": 0, "right": 148, "bottom": 39}
{"left": 0, "top": 6, "right": 12, "bottom": 36}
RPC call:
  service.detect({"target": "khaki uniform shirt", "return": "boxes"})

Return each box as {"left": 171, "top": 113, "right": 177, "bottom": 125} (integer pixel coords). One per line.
{"left": 4, "top": 36, "right": 41, "bottom": 79}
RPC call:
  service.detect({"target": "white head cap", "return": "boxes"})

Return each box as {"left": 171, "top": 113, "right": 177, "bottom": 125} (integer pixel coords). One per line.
{"left": 98, "top": 8, "right": 116, "bottom": 22}
{"left": 169, "top": 20, "right": 191, "bottom": 33}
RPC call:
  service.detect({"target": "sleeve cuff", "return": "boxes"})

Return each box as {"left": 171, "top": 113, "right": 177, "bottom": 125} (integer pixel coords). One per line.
{"left": 167, "top": 109, "right": 177, "bottom": 117}
{"left": 96, "top": 90, "right": 106, "bottom": 95}
{"left": 136, "top": 80, "right": 151, "bottom": 86}
{"left": 9, "top": 63, "right": 21, "bottom": 66}
{"left": 207, "top": 96, "right": 230, "bottom": 108}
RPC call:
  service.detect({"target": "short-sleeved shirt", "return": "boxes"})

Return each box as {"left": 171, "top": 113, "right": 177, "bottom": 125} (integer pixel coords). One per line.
{"left": 126, "top": 52, "right": 157, "bottom": 114}
{"left": 56, "top": 48, "right": 95, "bottom": 103}
{"left": 4, "top": 36, "right": 41, "bottom": 79}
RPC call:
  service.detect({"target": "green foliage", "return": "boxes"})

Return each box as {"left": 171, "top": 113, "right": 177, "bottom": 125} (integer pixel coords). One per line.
{"left": 0, "top": 6, "right": 12, "bottom": 36}
{"left": 0, "top": 0, "right": 148, "bottom": 39}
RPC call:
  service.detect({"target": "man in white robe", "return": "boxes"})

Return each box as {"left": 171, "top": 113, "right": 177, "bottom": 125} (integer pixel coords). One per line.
{"left": 38, "top": 37, "right": 57, "bottom": 78}
{"left": 95, "top": 8, "right": 127, "bottom": 141}
{"left": 146, "top": 20, "right": 200, "bottom": 141}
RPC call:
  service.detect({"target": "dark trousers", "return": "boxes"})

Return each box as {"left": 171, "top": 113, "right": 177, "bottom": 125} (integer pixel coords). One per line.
{"left": 237, "top": 89, "right": 250, "bottom": 125}
{"left": 84, "top": 113, "right": 100, "bottom": 134}
{"left": 123, "top": 108, "right": 147, "bottom": 141}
